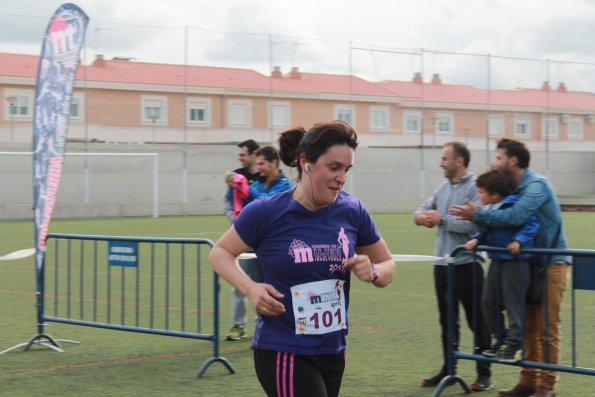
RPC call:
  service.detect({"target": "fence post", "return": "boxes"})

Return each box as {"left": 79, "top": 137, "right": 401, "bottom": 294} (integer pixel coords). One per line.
{"left": 431, "top": 245, "right": 595, "bottom": 397}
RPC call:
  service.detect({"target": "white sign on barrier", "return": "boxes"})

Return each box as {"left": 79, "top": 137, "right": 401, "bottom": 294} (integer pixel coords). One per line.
{"left": 108, "top": 241, "right": 138, "bottom": 267}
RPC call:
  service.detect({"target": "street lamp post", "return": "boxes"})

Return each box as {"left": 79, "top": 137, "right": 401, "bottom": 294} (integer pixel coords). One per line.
{"left": 463, "top": 127, "right": 470, "bottom": 146}
{"left": 148, "top": 114, "right": 158, "bottom": 143}
{"left": 430, "top": 116, "right": 438, "bottom": 147}
{"left": 6, "top": 95, "right": 17, "bottom": 143}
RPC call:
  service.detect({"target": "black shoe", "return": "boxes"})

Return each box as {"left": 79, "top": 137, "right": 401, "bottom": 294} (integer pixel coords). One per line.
{"left": 482, "top": 341, "right": 503, "bottom": 357}
{"left": 482, "top": 347, "right": 499, "bottom": 357}
{"left": 499, "top": 344, "right": 522, "bottom": 363}
{"left": 421, "top": 371, "right": 453, "bottom": 387}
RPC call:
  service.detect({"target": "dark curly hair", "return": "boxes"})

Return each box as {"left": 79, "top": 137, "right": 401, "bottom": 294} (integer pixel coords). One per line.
{"left": 278, "top": 120, "right": 358, "bottom": 180}
{"left": 496, "top": 138, "right": 530, "bottom": 169}
{"left": 476, "top": 168, "right": 514, "bottom": 197}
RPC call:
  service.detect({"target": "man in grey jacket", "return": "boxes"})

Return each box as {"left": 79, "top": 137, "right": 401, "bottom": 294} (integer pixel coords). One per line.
{"left": 414, "top": 141, "right": 491, "bottom": 391}
{"left": 451, "top": 139, "right": 569, "bottom": 397}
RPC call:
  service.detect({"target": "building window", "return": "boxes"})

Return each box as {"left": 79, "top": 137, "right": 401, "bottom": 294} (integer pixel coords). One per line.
{"left": 488, "top": 115, "right": 504, "bottom": 136}
{"left": 404, "top": 111, "right": 421, "bottom": 133}
{"left": 334, "top": 104, "right": 354, "bottom": 125}
{"left": 370, "top": 106, "right": 389, "bottom": 130}
{"left": 228, "top": 99, "right": 252, "bottom": 127}
{"left": 514, "top": 116, "right": 530, "bottom": 138}
{"left": 4, "top": 91, "right": 33, "bottom": 119}
{"left": 435, "top": 113, "right": 453, "bottom": 134}
{"left": 568, "top": 117, "right": 583, "bottom": 139}
{"left": 69, "top": 93, "right": 85, "bottom": 120}
{"left": 141, "top": 96, "right": 167, "bottom": 124}
{"left": 543, "top": 116, "right": 558, "bottom": 138}
{"left": 269, "top": 101, "right": 290, "bottom": 129}
{"left": 187, "top": 97, "right": 211, "bottom": 126}
{"left": 190, "top": 108, "right": 204, "bottom": 122}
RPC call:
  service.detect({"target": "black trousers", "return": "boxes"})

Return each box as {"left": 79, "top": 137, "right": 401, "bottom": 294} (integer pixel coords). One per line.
{"left": 254, "top": 348, "right": 345, "bottom": 397}
{"left": 434, "top": 263, "right": 491, "bottom": 377}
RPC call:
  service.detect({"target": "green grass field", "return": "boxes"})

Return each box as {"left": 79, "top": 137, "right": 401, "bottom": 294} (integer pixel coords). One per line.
{"left": 1, "top": 213, "right": 595, "bottom": 396}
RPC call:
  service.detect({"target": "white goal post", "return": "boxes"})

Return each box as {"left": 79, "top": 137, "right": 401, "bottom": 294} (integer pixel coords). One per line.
{"left": 0, "top": 152, "right": 159, "bottom": 218}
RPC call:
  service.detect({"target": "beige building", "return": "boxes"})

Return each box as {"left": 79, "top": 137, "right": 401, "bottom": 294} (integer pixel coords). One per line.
{"left": 2, "top": 52, "right": 595, "bottom": 150}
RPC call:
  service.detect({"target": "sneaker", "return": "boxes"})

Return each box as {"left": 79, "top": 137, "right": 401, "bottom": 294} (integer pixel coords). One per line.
{"left": 499, "top": 344, "right": 522, "bottom": 363}
{"left": 482, "top": 345, "right": 501, "bottom": 357}
{"left": 470, "top": 375, "right": 492, "bottom": 391}
{"left": 482, "top": 339, "right": 504, "bottom": 357}
{"left": 226, "top": 325, "right": 247, "bottom": 341}
{"left": 421, "top": 371, "right": 453, "bottom": 387}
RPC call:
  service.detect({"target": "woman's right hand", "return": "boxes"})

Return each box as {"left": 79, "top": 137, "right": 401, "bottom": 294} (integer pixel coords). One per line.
{"left": 246, "top": 282, "right": 285, "bottom": 317}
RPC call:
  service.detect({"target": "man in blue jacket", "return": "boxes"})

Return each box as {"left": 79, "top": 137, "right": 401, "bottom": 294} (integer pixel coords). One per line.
{"left": 451, "top": 139, "right": 569, "bottom": 397}
{"left": 249, "top": 146, "right": 292, "bottom": 199}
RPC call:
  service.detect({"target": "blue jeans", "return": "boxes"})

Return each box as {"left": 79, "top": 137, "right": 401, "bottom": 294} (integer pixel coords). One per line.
{"left": 482, "top": 259, "right": 530, "bottom": 348}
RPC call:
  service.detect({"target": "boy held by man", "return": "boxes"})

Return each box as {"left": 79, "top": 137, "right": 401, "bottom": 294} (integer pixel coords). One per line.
{"left": 464, "top": 168, "right": 539, "bottom": 362}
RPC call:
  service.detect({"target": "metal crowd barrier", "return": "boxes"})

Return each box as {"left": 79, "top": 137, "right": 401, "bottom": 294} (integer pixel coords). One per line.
{"left": 433, "top": 245, "right": 595, "bottom": 397}
{"left": 1, "top": 233, "right": 234, "bottom": 377}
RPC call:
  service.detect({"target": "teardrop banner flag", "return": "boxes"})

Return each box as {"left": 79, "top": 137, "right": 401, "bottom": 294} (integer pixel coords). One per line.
{"left": 33, "top": 4, "right": 89, "bottom": 271}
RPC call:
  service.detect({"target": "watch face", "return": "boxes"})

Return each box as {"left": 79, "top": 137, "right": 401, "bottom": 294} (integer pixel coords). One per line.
{"left": 372, "top": 265, "right": 380, "bottom": 282}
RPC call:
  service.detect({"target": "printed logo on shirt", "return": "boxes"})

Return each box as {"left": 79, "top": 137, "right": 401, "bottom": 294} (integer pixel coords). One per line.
{"left": 305, "top": 280, "right": 343, "bottom": 306}
{"left": 289, "top": 239, "right": 314, "bottom": 263}
{"left": 337, "top": 227, "right": 349, "bottom": 264}
{"left": 288, "top": 227, "right": 350, "bottom": 266}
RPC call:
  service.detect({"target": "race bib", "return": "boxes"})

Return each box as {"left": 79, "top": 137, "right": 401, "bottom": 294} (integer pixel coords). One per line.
{"left": 290, "top": 279, "right": 347, "bottom": 335}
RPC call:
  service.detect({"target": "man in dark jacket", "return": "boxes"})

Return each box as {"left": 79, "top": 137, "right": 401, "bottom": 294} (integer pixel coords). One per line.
{"left": 224, "top": 139, "right": 260, "bottom": 340}
{"left": 249, "top": 146, "right": 292, "bottom": 199}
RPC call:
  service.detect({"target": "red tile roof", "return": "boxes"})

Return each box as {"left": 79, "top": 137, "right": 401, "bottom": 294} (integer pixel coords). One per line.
{"left": 0, "top": 53, "right": 39, "bottom": 78}
{"left": 0, "top": 52, "right": 393, "bottom": 97}
{"left": 267, "top": 72, "right": 396, "bottom": 96}
{"left": 2, "top": 52, "right": 595, "bottom": 110}
{"left": 378, "top": 80, "right": 595, "bottom": 110}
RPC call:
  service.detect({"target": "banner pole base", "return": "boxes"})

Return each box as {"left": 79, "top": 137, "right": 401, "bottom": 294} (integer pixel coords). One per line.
{"left": 196, "top": 356, "right": 236, "bottom": 378}
{"left": 0, "top": 333, "right": 79, "bottom": 355}
{"left": 430, "top": 374, "right": 471, "bottom": 397}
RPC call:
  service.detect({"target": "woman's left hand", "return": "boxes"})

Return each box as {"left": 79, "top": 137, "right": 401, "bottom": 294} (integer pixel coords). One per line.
{"left": 345, "top": 255, "right": 375, "bottom": 283}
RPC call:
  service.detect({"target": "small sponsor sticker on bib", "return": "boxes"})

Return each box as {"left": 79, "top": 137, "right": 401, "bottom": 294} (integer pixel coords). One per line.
{"left": 290, "top": 279, "right": 347, "bottom": 335}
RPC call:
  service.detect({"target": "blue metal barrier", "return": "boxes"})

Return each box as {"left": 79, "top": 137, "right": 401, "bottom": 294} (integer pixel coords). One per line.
{"left": 1, "top": 233, "right": 235, "bottom": 377}
{"left": 433, "top": 246, "right": 595, "bottom": 397}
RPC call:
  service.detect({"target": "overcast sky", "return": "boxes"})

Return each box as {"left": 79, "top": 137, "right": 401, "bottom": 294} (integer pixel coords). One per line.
{"left": 3, "top": 0, "right": 595, "bottom": 91}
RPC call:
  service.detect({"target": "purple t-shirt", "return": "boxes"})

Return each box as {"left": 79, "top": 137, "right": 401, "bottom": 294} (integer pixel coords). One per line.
{"left": 234, "top": 189, "right": 381, "bottom": 355}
